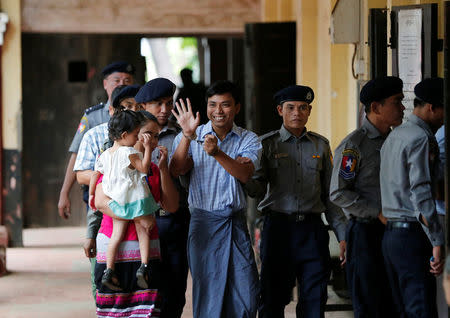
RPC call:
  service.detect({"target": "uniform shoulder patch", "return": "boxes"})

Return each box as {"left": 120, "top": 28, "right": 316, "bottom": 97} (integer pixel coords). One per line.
{"left": 258, "top": 130, "right": 279, "bottom": 142}
{"left": 308, "top": 131, "right": 330, "bottom": 144}
{"left": 85, "top": 103, "right": 104, "bottom": 115}
{"left": 77, "top": 115, "right": 88, "bottom": 133}
{"left": 339, "top": 148, "right": 359, "bottom": 180}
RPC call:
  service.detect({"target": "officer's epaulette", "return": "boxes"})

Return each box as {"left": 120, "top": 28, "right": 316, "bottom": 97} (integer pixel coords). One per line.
{"left": 347, "top": 128, "right": 367, "bottom": 147}
{"left": 307, "top": 131, "right": 330, "bottom": 143}
{"left": 258, "top": 130, "right": 279, "bottom": 141}
{"left": 85, "top": 102, "right": 105, "bottom": 115}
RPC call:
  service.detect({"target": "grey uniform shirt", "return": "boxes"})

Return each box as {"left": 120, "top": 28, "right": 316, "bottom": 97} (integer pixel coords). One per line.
{"left": 246, "top": 125, "right": 347, "bottom": 241}
{"left": 68, "top": 102, "right": 110, "bottom": 153}
{"left": 380, "top": 114, "right": 443, "bottom": 246}
{"left": 152, "top": 120, "right": 188, "bottom": 208}
{"left": 330, "top": 117, "right": 385, "bottom": 220}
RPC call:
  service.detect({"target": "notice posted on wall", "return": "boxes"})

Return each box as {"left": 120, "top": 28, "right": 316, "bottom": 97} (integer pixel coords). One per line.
{"left": 397, "top": 8, "right": 422, "bottom": 114}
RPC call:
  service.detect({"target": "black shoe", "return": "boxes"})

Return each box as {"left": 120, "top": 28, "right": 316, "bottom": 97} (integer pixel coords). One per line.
{"left": 102, "top": 268, "right": 122, "bottom": 291}
{"left": 136, "top": 263, "right": 150, "bottom": 289}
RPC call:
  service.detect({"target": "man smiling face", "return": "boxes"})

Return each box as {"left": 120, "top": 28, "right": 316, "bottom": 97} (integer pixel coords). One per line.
{"left": 206, "top": 93, "right": 240, "bottom": 133}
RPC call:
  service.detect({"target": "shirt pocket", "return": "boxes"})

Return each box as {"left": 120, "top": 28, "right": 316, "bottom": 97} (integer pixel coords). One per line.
{"left": 268, "top": 155, "right": 293, "bottom": 185}
{"left": 304, "top": 157, "right": 323, "bottom": 190}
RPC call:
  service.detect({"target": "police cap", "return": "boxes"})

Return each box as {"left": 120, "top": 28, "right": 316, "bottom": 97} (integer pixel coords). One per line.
{"left": 360, "top": 76, "right": 403, "bottom": 106}
{"left": 274, "top": 85, "right": 314, "bottom": 105}
{"left": 135, "top": 78, "right": 176, "bottom": 103}
{"left": 101, "top": 61, "right": 135, "bottom": 78}
{"left": 111, "top": 84, "right": 141, "bottom": 109}
{"left": 414, "top": 77, "right": 444, "bottom": 107}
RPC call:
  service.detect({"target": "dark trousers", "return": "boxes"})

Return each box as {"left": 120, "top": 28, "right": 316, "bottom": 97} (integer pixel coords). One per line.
{"left": 156, "top": 207, "right": 190, "bottom": 318}
{"left": 382, "top": 222, "right": 437, "bottom": 318}
{"left": 259, "top": 213, "right": 331, "bottom": 318}
{"left": 346, "top": 219, "right": 396, "bottom": 318}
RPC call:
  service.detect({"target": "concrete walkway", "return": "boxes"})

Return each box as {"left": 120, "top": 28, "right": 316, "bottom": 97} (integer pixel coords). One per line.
{"left": 1, "top": 227, "right": 352, "bottom": 318}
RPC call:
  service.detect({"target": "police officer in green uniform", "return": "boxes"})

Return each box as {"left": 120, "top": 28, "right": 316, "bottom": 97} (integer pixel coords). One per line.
{"left": 246, "top": 85, "right": 347, "bottom": 318}
{"left": 380, "top": 77, "right": 445, "bottom": 317}
{"left": 329, "top": 76, "right": 404, "bottom": 317}
{"left": 58, "top": 61, "right": 135, "bottom": 218}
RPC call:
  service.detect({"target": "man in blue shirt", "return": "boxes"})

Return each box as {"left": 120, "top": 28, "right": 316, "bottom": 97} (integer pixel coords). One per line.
{"left": 170, "top": 80, "right": 261, "bottom": 318}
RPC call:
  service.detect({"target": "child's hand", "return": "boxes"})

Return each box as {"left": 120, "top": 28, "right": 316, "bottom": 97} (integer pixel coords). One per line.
{"left": 89, "top": 194, "right": 96, "bottom": 211}
{"left": 157, "top": 146, "right": 168, "bottom": 170}
{"left": 141, "top": 133, "right": 151, "bottom": 149}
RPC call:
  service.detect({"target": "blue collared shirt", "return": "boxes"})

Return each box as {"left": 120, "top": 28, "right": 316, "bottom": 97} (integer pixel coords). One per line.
{"left": 171, "top": 121, "right": 262, "bottom": 211}
{"left": 73, "top": 122, "right": 108, "bottom": 171}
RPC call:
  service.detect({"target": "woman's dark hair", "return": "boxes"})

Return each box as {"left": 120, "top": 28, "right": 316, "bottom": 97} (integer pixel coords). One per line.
{"left": 205, "top": 80, "right": 241, "bottom": 104}
{"left": 108, "top": 110, "right": 142, "bottom": 141}
{"left": 138, "top": 110, "right": 158, "bottom": 124}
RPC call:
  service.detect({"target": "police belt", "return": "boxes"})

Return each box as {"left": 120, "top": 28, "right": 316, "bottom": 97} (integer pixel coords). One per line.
{"left": 156, "top": 208, "right": 171, "bottom": 217}
{"left": 351, "top": 216, "right": 379, "bottom": 224}
{"left": 386, "top": 219, "right": 422, "bottom": 230}
{"left": 267, "top": 210, "right": 322, "bottom": 223}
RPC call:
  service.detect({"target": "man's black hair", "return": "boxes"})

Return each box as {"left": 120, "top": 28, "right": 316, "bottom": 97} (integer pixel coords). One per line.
{"left": 363, "top": 98, "right": 386, "bottom": 114}
{"left": 413, "top": 97, "right": 443, "bottom": 109}
{"left": 205, "top": 80, "right": 241, "bottom": 104}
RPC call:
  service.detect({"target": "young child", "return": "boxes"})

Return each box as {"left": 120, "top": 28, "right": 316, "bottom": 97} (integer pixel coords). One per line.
{"left": 89, "top": 110, "right": 159, "bottom": 291}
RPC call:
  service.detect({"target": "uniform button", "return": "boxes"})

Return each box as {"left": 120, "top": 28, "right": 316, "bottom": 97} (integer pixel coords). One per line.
{"left": 297, "top": 179, "right": 300, "bottom": 182}
{"left": 297, "top": 163, "right": 300, "bottom": 166}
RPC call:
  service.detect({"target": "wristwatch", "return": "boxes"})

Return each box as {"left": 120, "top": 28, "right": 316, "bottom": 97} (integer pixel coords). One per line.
{"left": 183, "top": 132, "right": 197, "bottom": 141}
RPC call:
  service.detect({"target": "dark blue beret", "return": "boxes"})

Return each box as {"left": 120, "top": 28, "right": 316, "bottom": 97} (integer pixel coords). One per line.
{"left": 111, "top": 84, "right": 141, "bottom": 109}
{"left": 414, "top": 77, "right": 444, "bottom": 106}
{"left": 101, "top": 61, "right": 135, "bottom": 77}
{"left": 274, "top": 85, "right": 314, "bottom": 105}
{"left": 135, "top": 78, "right": 176, "bottom": 103}
{"left": 360, "top": 76, "right": 403, "bottom": 106}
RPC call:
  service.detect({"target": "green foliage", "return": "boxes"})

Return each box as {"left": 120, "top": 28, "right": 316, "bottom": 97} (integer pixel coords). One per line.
{"left": 181, "top": 37, "right": 197, "bottom": 49}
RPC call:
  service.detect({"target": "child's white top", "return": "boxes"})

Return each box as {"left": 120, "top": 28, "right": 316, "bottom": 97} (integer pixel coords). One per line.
{"left": 95, "top": 146, "right": 158, "bottom": 219}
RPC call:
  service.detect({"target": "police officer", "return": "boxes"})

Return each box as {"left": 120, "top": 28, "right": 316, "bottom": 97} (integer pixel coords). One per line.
{"left": 329, "top": 76, "right": 404, "bottom": 317}
{"left": 380, "top": 77, "right": 445, "bottom": 317}
{"left": 135, "top": 78, "right": 189, "bottom": 318}
{"left": 246, "top": 85, "right": 347, "bottom": 318}
{"left": 58, "top": 61, "right": 135, "bottom": 219}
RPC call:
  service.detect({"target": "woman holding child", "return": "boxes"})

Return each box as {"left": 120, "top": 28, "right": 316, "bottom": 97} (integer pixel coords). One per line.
{"left": 90, "top": 92, "right": 179, "bottom": 317}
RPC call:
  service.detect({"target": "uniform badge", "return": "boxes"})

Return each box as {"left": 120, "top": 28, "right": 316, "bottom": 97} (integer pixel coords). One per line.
{"left": 77, "top": 116, "right": 88, "bottom": 133}
{"left": 306, "top": 91, "right": 313, "bottom": 102}
{"left": 339, "top": 149, "right": 358, "bottom": 180}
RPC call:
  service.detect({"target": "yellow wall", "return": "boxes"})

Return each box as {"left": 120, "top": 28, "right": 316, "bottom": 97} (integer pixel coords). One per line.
{"left": 0, "top": 0, "right": 21, "bottom": 150}
{"left": 262, "top": 0, "right": 445, "bottom": 149}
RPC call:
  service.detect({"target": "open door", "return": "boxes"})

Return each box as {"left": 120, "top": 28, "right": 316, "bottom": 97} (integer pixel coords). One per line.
{"left": 244, "top": 22, "right": 296, "bottom": 136}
